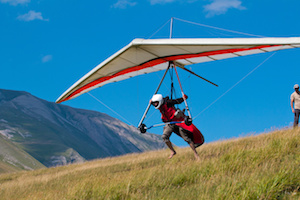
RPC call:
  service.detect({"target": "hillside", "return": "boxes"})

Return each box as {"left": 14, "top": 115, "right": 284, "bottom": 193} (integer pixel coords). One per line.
{"left": 0, "top": 134, "right": 45, "bottom": 173}
{"left": 0, "top": 128, "right": 299, "bottom": 200}
{"left": 0, "top": 89, "right": 164, "bottom": 169}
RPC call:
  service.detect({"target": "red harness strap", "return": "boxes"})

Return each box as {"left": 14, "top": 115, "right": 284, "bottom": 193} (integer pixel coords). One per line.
{"left": 159, "top": 103, "right": 204, "bottom": 146}
{"left": 159, "top": 103, "right": 184, "bottom": 122}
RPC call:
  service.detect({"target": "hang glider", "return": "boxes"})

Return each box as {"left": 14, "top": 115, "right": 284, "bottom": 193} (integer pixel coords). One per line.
{"left": 56, "top": 37, "right": 300, "bottom": 104}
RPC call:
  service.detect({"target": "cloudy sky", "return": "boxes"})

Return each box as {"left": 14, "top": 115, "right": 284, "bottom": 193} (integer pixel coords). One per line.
{"left": 1, "top": 0, "right": 300, "bottom": 146}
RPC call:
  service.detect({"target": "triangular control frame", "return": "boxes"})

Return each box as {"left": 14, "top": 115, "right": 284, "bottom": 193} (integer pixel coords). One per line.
{"left": 138, "top": 61, "right": 218, "bottom": 133}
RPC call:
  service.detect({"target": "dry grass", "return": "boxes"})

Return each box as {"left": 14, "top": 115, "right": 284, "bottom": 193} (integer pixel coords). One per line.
{"left": 0, "top": 127, "right": 299, "bottom": 200}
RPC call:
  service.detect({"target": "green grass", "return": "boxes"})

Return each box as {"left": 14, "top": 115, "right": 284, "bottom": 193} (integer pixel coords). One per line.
{"left": 0, "top": 127, "right": 299, "bottom": 200}
{"left": 0, "top": 134, "right": 45, "bottom": 173}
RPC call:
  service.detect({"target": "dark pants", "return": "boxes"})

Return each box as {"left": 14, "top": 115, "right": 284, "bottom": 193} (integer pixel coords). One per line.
{"left": 294, "top": 109, "right": 300, "bottom": 127}
{"left": 162, "top": 124, "right": 193, "bottom": 144}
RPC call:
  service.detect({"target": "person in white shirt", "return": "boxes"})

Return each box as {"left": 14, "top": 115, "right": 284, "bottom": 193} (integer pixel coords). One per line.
{"left": 290, "top": 84, "right": 300, "bottom": 128}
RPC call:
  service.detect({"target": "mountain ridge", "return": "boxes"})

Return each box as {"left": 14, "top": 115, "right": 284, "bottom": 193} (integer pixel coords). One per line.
{"left": 0, "top": 88, "right": 165, "bottom": 171}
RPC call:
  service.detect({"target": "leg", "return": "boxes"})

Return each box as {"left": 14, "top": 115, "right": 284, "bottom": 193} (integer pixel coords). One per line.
{"left": 294, "top": 109, "right": 300, "bottom": 128}
{"left": 178, "top": 127, "right": 200, "bottom": 160}
{"left": 189, "top": 141, "right": 200, "bottom": 161}
{"left": 162, "top": 124, "right": 176, "bottom": 159}
{"left": 165, "top": 141, "right": 177, "bottom": 159}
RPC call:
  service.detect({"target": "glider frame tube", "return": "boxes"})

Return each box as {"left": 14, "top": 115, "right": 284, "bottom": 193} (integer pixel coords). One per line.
{"left": 173, "top": 65, "right": 192, "bottom": 120}
{"left": 147, "top": 121, "right": 185, "bottom": 129}
{"left": 137, "top": 62, "right": 172, "bottom": 129}
{"left": 179, "top": 66, "right": 219, "bottom": 87}
{"left": 138, "top": 61, "right": 196, "bottom": 132}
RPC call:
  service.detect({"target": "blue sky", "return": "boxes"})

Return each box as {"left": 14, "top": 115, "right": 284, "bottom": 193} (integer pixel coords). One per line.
{"left": 1, "top": 0, "right": 300, "bottom": 147}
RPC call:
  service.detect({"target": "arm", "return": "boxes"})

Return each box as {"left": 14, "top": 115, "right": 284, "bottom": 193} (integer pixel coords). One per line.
{"left": 166, "top": 95, "right": 188, "bottom": 107}
{"left": 291, "top": 99, "right": 295, "bottom": 113}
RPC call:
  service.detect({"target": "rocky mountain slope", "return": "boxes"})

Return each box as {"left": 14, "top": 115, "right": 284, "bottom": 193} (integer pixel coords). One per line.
{"left": 0, "top": 133, "right": 45, "bottom": 173}
{"left": 0, "top": 89, "right": 165, "bottom": 170}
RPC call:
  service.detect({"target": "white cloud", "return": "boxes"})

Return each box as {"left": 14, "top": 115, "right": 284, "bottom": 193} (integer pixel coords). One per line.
{"left": 112, "top": 0, "right": 137, "bottom": 9}
{"left": 150, "top": 0, "right": 176, "bottom": 5}
{"left": 204, "top": 0, "right": 246, "bottom": 18}
{"left": 42, "top": 55, "right": 53, "bottom": 63}
{"left": 0, "top": 0, "right": 30, "bottom": 6}
{"left": 17, "top": 10, "right": 48, "bottom": 22}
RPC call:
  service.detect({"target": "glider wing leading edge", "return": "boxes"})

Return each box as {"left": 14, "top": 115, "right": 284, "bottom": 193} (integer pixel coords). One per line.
{"left": 56, "top": 37, "right": 300, "bottom": 103}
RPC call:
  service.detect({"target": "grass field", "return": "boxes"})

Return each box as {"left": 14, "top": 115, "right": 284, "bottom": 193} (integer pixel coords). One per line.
{"left": 0, "top": 127, "right": 299, "bottom": 200}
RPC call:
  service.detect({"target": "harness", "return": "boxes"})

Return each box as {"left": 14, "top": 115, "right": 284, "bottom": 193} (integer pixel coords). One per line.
{"left": 159, "top": 103, "right": 184, "bottom": 123}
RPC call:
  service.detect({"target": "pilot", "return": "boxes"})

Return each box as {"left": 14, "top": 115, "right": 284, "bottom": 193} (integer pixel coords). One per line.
{"left": 150, "top": 94, "right": 204, "bottom": 160}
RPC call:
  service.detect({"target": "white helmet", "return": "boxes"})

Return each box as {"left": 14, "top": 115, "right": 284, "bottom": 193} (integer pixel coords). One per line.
{"left": 151, "top": 94, "right": 163, "bottom": 109}
{"left": 294, "top": 84, "right": 299, "bottom": 89}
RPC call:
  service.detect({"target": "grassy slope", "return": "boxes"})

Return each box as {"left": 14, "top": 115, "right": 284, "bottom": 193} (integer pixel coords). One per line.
{"left": 0, "top": 128, "right": 299, "bottom": 200}
{"left": 0, "top": 135, "right": 45, "bottom": 173}
{"left": 0, "top": 106, "right": 105, "bottom": 166}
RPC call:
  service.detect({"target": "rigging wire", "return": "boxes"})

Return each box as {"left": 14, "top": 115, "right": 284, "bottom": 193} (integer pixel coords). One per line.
{"left": 169, "top": 67, "right": 175, "bottom": 99}
{"left": 101, "top": 17, "right": 274, "bottom": 127}
{"left": 193, "top": 52, "right": 277, "bottom": 120}
{"left": 147, "top": 17, "right": 265, "bottom": 44}
{"left": 173, "top": 17, "right": 265, "bottom": 38}
{"left": 147, "top": 19, "right": 171, "bottom": 39}
{"left": 87, "top": 92, "right": 134, "bottom": 126}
